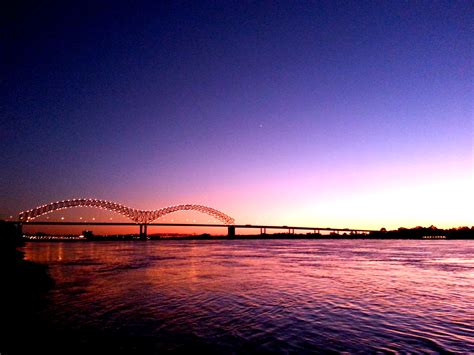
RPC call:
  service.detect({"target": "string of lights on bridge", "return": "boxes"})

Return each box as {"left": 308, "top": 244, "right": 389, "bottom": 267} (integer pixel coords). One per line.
{"left": 18, "top": 198, "right": 235, "bottom": 225}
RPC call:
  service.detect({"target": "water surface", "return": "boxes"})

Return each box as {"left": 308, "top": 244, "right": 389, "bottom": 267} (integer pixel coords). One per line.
{"left": 24, "top": 240, "right": 474, "bottom": 353}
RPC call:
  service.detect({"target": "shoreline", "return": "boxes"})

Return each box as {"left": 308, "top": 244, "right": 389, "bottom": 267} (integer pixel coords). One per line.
{"left": 0, "top": 221, "right": 54, "bottom": 354}
{"left": 23, "top": 234, "right": 472, "bottom": 241}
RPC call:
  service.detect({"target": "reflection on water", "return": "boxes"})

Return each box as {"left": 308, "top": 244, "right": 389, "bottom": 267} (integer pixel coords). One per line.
{"left": 24, "top": 240, "right": 474, "bottom": 353}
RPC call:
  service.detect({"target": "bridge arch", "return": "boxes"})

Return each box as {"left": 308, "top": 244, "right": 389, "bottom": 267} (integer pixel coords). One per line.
{"left": 18, "top": 199, "right": 235, "bottom": 225}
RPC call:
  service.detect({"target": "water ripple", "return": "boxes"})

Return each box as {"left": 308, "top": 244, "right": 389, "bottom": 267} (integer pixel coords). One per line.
{"left": 24, "top": 240, "right": 474, "bottom": 353}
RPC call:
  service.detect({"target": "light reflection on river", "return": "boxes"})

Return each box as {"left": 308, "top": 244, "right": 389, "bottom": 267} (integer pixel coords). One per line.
{"left": 24, "top": 240, "right": 474, "bottom": 353}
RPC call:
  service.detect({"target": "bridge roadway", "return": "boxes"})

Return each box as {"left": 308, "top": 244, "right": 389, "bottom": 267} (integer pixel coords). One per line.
{"left": 13, "top": 221, "right": 377, "bottom": 238}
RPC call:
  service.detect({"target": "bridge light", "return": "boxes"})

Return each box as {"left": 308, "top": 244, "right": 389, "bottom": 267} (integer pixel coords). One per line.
{"left": 61, "top": 217, "right": 64, "bottom": 220}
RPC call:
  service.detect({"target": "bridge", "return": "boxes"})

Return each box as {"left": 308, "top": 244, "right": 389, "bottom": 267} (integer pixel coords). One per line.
{"left": 14, "top": 198, "right": 377, "bottom": 238}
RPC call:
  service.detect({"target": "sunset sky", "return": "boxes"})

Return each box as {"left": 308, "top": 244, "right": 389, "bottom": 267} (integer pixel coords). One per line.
{"left": 1, "top": 1, "right": 472, "bottom": 231}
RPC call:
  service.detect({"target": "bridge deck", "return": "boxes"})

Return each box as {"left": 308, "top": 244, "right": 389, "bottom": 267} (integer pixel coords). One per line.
{"left": 11, "top": 221, "right": 376, "bottom": 233}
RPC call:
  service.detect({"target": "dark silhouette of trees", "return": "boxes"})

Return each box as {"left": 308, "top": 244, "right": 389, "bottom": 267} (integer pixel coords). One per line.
{"left": 369, "top": 226, "right": 474, "bottom": 239}
{"left": 0, "top": 220, "right": 53, "bottom": 354}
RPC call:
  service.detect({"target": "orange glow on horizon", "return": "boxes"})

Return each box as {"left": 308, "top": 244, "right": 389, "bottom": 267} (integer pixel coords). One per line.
{"left": 7, "top": 158, "right": 472, "bottom": 234}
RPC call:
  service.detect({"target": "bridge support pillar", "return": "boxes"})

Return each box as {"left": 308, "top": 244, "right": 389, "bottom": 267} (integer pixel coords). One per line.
{"left": 260, "top": 227, "right": 266, "bottom": 235}
{"left": 227, "top": 226, "right": 235, "bottom": 238}
{"left": 139, "top": 224, "right": 148, "bottom": 240}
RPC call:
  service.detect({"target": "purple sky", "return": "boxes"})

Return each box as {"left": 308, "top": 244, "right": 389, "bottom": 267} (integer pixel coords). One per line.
{"left": 1, "top": 1, "right": 472, "bottom": 229}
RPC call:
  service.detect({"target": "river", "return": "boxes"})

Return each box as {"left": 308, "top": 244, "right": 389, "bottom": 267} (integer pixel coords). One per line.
{"left": 22, "top": 239, "right": 474, "bottom": 353}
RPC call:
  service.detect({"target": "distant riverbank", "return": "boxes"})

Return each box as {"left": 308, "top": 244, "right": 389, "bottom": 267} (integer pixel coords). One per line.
{"left": 10, "top": 221, "right": 473, "bottom": 241}
{"left": 23, "top": 230, "right": 473, "bottom": 241}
